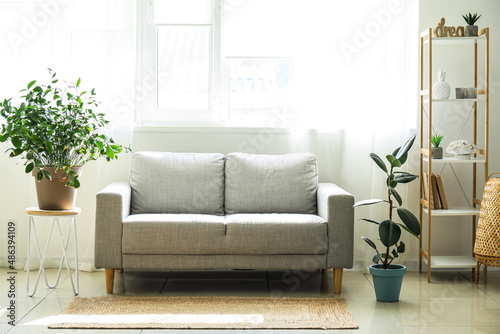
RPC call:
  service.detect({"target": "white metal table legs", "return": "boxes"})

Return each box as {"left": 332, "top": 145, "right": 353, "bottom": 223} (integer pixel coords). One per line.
{"left": 26, "top": 213, "right": 79, "bottom": 297}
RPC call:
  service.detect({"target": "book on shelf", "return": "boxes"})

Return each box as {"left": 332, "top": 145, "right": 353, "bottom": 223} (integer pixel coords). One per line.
{"left": 435, "top": 174, "right": 448, "bottom": 209}
{"left": 423, "top": 172, "right": 448, "bottom": 210}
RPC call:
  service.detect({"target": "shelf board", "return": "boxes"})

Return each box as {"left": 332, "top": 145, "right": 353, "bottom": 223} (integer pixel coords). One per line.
{"left": 423, "top": 207, "right": 480, "bottom": 216}
{"left": 423, "top": 157, "right": 486, "bottom": 164}
{"left": 423, "top": 256, "right": 477, "bottom": 269}
{"left": 423, "top": 35, "right": 487, "bottom": 45}
{"left": 423, "top": 98, "right": 481, "bottom": 103}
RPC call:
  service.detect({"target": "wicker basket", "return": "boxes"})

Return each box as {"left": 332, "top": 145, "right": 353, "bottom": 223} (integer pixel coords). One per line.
{"left": 474, "top": 176, "right": 500, "bottom": 267}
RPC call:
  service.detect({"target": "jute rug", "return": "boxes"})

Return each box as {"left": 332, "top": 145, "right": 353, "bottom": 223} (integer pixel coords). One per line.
{"left": 49, "top": 296, "right": 358, "bottom": 329}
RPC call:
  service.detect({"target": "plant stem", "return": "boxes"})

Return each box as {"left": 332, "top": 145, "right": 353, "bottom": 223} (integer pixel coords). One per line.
{"left": 384, "top": 166, "right": 394, "bottom": 269}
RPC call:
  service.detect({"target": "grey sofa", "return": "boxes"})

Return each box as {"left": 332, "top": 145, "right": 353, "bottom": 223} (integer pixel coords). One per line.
{"left": 95, "top": 152, "right": 354, "bottom": 294}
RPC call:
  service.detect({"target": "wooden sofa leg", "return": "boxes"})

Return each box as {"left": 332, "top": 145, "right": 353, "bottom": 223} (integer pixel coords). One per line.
{"left": 105, "top": 268, "right": 115, "bottom": 294}
{"left": 333, "top": 268, "right": 343, "bottom": 294}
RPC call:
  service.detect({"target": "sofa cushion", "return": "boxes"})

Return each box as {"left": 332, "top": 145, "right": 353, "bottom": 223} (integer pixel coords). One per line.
{"left": 225, "top": 152, "right": 318, "bottom": 214}
{"left": 122, "top": 214, "right": 226, "bottom": 254}
{"left": 225, "top": 214, "right": 328, "bottom": 255}
{"left": 130, "top": 152, "right": 225, "bottom": 215}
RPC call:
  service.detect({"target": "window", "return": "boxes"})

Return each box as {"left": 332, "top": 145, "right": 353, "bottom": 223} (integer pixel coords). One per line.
{"left": 138, "top": 0, "right": 295, "bottom": 126}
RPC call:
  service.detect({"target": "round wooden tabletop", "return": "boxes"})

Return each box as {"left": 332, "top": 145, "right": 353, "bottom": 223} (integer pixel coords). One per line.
{"left": 26, "top": 207, "right": 81, "bottom": 216}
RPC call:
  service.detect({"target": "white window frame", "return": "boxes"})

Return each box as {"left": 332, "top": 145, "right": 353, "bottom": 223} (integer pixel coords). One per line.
{"left": 137, "top": 0, "right": 292, "bottom": 127}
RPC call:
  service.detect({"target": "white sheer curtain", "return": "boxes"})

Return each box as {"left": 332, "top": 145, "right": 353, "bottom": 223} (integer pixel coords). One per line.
{"left": 266, "top": 0, "right": 419, "bottom": 268}
{"left": 0, "top": 0, "right": 136, "bottom": 271}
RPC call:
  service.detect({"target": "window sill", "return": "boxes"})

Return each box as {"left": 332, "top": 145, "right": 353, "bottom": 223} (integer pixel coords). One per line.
{"left": 133, "top": 125, "right": 343, "bottom": 135}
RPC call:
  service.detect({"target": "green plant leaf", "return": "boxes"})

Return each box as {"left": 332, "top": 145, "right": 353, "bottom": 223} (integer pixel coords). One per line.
{"left": 391, "top": 249, "right": 399, "bottom": 258}
{"left": 353, "top": 199, "right": 385, "bottom": 207}
{"left": 379, "top": 220, "right": 401, "bottom": 247}
{"left": 362, "top": 236, "right": 378, "bottom": 251}
{"left": 395, "top": 134, "right": 416, "bottom": 160}
{"left": 25, "top": 162, "right": 34, "bottom": 173}
{"left": 397, "top": 241, "right": 406, "bottom": 253}
{"left": 27, "top": 80, "right": 36, "bottom": 89}
{"left": 394, "top": 173, "right": 418, "bottom": 184}
{"left": 370, "top": 153, "right": 387, "bottom": 173}
{"left": 386, "top": 155, "right": 402, "bottom": 167}
{"left": 11, "top": 137, "right": 22, "bottom": 148}
{"left": 389, "top": 187, "right": 402, "bottom": 206}
{"left": 360, "top": 217, "right": 380, "bottom": 225}
{"left": 76, "top": 78, "right": 81, "bottom": 87}
{"left": 37, "top": 169, "right": 43, "bottom": 181}
{"left": 44, "top": 140, "right": 53, "bottom": 154}
{"left": 372, "top": 253, "right": 382, "bottom": 264}
{"left": 105, "top": 145, "right": 114, "bottom": 159}
{"left": 42, "top": 170, "right": 52, "bottom": 180}
{"left": 397, "top": 207, "right": 421, "bottom": 236}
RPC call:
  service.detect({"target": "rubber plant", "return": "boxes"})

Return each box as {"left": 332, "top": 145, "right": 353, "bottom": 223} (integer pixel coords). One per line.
{"left": 354, "top": 134, "right": 421, "bottom": 269}
{"left": 0, "top": 69, "right": 130, "bottom": 188}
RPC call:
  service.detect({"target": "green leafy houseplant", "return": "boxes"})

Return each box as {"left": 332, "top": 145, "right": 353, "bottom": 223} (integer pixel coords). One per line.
{"left": 354, "top": 134, "right": 421, "bottom": 269}
{"left": 431, "top": 134, "right": 444, "bottom": 148}
{"left": 0, "top": 69, "right": 130, "bottom": 188}
{"left": 462, "top": 12, "right": 481, "bottom": 25}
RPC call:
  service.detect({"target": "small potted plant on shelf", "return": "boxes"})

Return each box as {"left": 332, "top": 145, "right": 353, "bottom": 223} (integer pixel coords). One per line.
{"left": 431, "top": 134, "right": 444, "bottom": 159}
{"left": 353, "top": 134, "right": 421, "bottom": 302}
{"left": 0, "top": 69, "right": 131, "bottom": 210}
{"left": 462, "top": 12, "right": 481, "bottom": 37}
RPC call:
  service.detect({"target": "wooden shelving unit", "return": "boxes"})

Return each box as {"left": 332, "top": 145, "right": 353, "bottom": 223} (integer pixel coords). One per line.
{"left": 419, "top": 28, "right": 489, "bottom": 282}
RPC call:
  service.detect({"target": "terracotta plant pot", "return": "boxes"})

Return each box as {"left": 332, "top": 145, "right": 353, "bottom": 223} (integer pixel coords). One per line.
{"left": 32, "top": 167, "right": 82, "bottom": 210}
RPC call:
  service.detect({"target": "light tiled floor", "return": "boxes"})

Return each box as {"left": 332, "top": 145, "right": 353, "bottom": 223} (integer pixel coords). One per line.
{"left": 1, "top": 267, "right": 500, "bottom": 333}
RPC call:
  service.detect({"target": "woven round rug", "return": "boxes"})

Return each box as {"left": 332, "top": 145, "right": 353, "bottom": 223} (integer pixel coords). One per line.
{"left": 48, "top": 296, "right": 358, "bottom": 329}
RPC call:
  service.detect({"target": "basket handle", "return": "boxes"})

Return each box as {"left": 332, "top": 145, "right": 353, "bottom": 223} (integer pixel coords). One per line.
{"left": 488, "top": 173, "right": 500, "bottom": 180}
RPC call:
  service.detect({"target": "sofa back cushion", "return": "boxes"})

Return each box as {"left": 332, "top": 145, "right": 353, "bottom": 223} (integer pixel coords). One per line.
{"left": 225, "top": 152, "right": 318, "bottom": 214}
{"left": 130, "top": 152, "right": 225, "bottom": 215}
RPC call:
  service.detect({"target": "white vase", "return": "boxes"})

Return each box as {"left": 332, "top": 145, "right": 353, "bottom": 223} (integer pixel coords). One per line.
{"left": 433, "top": 69, "right": 451, "bottom": 99}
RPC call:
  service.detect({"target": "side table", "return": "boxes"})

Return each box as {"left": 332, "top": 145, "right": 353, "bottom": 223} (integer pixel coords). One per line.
{"left": 26, "top": 207, "right": 80, "bottom": 297}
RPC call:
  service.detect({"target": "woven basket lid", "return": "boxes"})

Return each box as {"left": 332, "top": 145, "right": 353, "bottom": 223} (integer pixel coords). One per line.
{"left": 474, "top": 177, "right": 500, "bottom": 266}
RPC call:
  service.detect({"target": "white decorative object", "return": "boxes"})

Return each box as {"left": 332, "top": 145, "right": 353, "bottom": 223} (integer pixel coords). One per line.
{"left": 446, "top": 140, "right": 478, "bottom": 159}
{"left": 433, "top": 69, "right": 451, "bottom": 99}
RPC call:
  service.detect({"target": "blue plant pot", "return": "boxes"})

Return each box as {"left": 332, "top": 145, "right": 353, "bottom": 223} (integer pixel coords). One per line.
{"left": 369, "top": 264, "right": 406, "bottom": 302}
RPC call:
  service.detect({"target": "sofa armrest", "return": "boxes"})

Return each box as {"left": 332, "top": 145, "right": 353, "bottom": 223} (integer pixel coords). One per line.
{"left": 94, "top": 182, "right": 131, "bottom": 269}
{"left": 317, "top": 183, "right": 355, "bottom": 269}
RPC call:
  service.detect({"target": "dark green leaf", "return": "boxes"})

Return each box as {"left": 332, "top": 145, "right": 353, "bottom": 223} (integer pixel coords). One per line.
{"left": 396, "top": 134, "right": 416, "bottom": 160}
{"left": 25, "top": 163, "right": 34, "bottom": 173}
{"left": 391, "top": 249, "right": 399, "bottom": 258}
{"left": 386, "top": 155, "right": 402, "bottom": 167}
{"left": 397, "top": 207, "right": 421, "bottom": 236}
{"left": 372, "top": 253, "right": 382, "bottom": 264}
{"left": 353, "top": 199, "right": 385, "bottom": 207}
{"left": 390, "top": 187, "right": 402, "bottom": 206}
{"left": 360, "top": 217, "right": 381, "bottom": 225}
{"left": 11, "top": 137, "right": 22, "bottom": 148}
{"left": 362, "top": 236, "right": 378, "bottom": 251}
{"left": 397, "top": 241, "right": 406, "bottom": 253}
{"left": 379, "top": 220, "right": 401, "bottom": 247}
{"left": 370, "top": 153, "right": 387, "bottom": 173}
{"left": 42, "top": 170, "right": 52, "bottom": 180}
{"left": 394, "top": 174, "right": 418, "bottom": 183}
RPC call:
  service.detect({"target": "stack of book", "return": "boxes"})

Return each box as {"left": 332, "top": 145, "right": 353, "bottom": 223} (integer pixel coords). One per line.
{"left": 423, "top": 172, "right": 448, "bottom": 209}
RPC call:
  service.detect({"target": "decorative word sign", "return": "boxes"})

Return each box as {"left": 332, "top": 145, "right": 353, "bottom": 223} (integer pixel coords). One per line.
{"left": 434, "top": 18, "right": 465, "bottom": 37}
